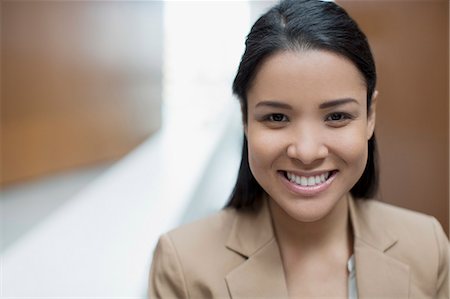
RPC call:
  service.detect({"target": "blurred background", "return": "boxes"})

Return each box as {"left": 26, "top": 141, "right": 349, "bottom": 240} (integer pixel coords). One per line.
{"left": 0, "top": 0, "right": 448, "bottom": 297}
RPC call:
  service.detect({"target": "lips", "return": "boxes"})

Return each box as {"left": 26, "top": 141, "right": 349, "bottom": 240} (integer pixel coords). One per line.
{"left": 279, "top": 170, "right": 338, "bottom": 196}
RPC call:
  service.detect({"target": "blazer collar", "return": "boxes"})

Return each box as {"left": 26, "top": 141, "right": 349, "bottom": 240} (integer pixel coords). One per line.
{"left": 225, "top": 198, "right": 289, "bottom": 298}
{"left": 348, "top": 195, "right": 398, "bottom": 251}
{"left": 225, "top": 195, "right": 410, "bottom": 298}
{"left": 349, "top": 196, "right": 410, "bottom": 298}
{"left": 225, "top": 198, "right": 274, "bottom": 257}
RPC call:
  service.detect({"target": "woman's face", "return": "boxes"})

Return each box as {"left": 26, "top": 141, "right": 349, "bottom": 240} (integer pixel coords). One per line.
{"left": 246, "top": 50, "right": 376, "bottom": 223}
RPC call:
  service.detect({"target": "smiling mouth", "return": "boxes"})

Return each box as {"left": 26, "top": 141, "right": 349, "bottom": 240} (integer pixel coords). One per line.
{"left": 282, "top": 170, "right": 338, "bottom": 187}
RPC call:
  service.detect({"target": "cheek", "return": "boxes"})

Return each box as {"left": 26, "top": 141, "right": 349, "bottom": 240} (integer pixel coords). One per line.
{"left": 246, "top": 127, "right": 285, "bottom": 173}
{"left": 328, "top": 126, "right": 368, "bottom": 169}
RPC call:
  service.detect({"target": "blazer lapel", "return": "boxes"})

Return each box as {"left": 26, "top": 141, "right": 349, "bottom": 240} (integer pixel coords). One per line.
{"left": 226, "top": 238, "right": 288, "bottom": 298}
{"left": 225, "top": 199, "right": 289, "bottom": 299}
{"left": 224, "top": 196, "right": 411, "bottom": 298}
{"left": 349, "top": 197, "right": 410, "bottom": 298}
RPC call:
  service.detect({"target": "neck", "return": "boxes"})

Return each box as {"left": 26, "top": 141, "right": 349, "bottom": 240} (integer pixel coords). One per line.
{"left": 269, "top": 194, "right": 353, "bottom": 254}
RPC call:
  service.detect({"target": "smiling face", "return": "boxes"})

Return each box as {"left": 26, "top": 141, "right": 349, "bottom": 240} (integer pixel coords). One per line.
{"left": 246, "top": 50, "right": 376, "bottom": 223}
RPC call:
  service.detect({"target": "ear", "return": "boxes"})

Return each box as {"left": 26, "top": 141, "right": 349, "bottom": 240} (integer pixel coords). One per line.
{"left": 240, "top": 102, "right": 249, "bottom": 136}
{"left": 367, "top": 90, "right": 378, "bottom": 140}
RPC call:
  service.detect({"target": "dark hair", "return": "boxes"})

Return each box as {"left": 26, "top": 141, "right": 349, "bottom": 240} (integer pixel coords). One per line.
{"left": 226, "top": 0, "right": 378, "bottom": 210}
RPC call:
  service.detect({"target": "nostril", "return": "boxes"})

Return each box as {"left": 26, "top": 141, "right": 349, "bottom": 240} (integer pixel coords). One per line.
{"left": 286, "top": 142, "right": 328, "bottom": 165}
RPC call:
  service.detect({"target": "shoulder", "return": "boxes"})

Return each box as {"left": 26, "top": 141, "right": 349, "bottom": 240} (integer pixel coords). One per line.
{"left": 149, "top": 208, "right": 246, "bottom": 298}
{"left": 159, "top": 208, "right": 242, "bottom": 272}
{"left": 354, "top": 199, "right": 448, "bottom": 254}
{"left": 352, "top": 198, "right": 449, "bottom": 262}
{"left": 354, "top": 199, "right": 440, "bottom": 233}
{"left": 166, "top": 208, "right": 237, "bottom": 250}
{"left": 354, "top": 199, "right": 448, "bottom": 297}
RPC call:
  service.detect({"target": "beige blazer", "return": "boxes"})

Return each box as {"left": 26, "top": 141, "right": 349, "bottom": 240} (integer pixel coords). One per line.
{"left": 149, "top": 197, "right": 449, "bottom": 298}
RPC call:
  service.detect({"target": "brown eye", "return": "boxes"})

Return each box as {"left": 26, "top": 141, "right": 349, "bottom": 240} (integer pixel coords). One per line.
{"left": 326, "top": 112, "right": 351, "bottom": 122}
{"left": 325, "top": 112, "right": 354, "bottom": 128}
{"left": 268, "top": 113, "right": 288, "bottom": 122}
{"left": 329, "top": 113, "right": 343, "bottom": 121}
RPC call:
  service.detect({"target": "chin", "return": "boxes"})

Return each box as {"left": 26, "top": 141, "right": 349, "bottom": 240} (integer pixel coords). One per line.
{"left": 268, "top": 186, "right": 348, "bottom": 224}
{"left": 288, "top": 198, "right": 339, "bottom": 222}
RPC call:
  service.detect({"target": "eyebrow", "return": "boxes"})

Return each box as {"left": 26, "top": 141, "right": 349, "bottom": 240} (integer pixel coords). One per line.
{"left": 254, "top": 98, "right": 359, "bottom": 110}
{"left": 255, "top": 101, "right": 293, "bottom": 109}
{"left": 319, "top": 98, "right": 358, "bottom": 109}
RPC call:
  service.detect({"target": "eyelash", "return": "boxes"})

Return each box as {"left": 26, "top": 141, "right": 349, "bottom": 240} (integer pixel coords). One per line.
{"left": 264, "top": 113, "right": 289, "bottom": 122}
{"left": 261, "top": 112, "right": 354, "bottom": 126}
{"left": 325, "top": 112, "right": 353, "bottom": 122}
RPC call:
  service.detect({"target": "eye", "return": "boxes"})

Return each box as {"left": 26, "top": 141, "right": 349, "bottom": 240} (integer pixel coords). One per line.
{"left": 267, "top": 113, "right": 288, "bottom": 122}
{"left": 327, "top": 112, "right": 346, "bottom": 121}
{"left": 325, "top": 112, "right": 353, "bottom": 126}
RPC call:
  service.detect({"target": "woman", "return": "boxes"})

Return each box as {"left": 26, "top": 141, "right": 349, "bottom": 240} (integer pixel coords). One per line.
{"left": 149, "top": 0, "right": 449, "bottom": 298}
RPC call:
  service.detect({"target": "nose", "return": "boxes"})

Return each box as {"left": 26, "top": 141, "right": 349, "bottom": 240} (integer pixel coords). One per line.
{"left": 286, "top": 126, "right": 328, "bottom": 165}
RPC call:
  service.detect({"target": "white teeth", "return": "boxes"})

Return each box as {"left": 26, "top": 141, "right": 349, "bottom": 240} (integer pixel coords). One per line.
{"left": 315, "top": 175, "right": 321, "bottom": 185}
{"left": 287, "top": 172, "right": 292, "bottom": 181}
{"left": 300, "top": 177, "right": 307, "bottom": 186}
{"left": 286, "top": 171, "right": 331, "bottom": 187}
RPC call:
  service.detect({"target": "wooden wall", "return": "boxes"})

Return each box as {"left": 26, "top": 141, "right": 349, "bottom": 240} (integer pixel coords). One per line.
{"left": 1, "top": 1, "right": 163, "bottom": 186}
{"left": 338, "top": 0, "right": 449, "bottom": 234}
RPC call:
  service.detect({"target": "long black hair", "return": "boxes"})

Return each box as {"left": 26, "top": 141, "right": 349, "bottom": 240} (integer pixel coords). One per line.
{"left": 226, "top": 0, "right": 378, "bottom": 210}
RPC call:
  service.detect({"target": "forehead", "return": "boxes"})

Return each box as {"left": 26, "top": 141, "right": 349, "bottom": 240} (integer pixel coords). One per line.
{"left": 248, "top": 50, "right": 366, "bottom": 105}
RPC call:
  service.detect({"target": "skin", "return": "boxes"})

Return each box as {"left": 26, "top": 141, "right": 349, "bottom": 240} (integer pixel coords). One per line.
{"left": 245, "top": 49, "right": 377, "bottom": 297}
